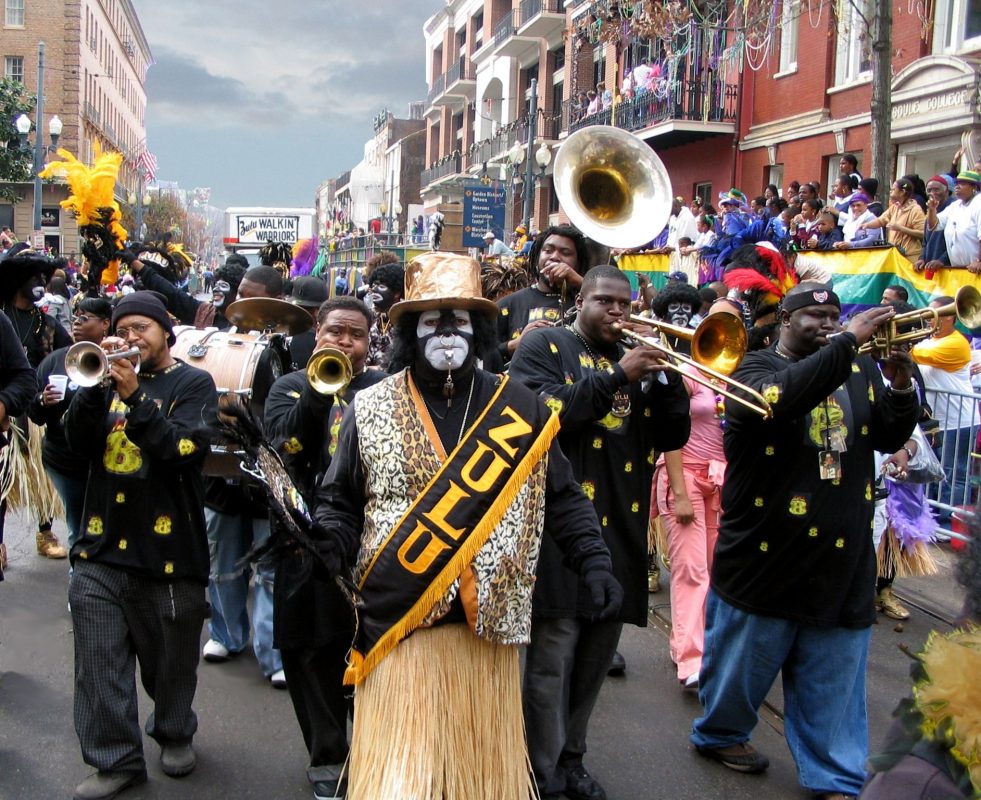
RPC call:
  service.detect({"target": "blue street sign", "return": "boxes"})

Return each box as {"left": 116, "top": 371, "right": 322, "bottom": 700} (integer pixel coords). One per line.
{"left": 462, "top": 182, "right": 506, "bottom": 248}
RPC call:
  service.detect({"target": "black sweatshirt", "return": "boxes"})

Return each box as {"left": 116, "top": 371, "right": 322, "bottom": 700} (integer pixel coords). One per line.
{"left": 65, "top": 360, "right": 217, "bottom": 583}
{"left": 0, "top": 312, "right": 39, "bottom": 419}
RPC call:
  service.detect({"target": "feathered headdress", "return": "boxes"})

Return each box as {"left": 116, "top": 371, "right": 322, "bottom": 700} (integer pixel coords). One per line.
{"left": 723, "top": 243, "right": 799, "bottom": 324}
{"left": 131, "top": 240, "right": 195, "bottom": 285}
{"left": 290, "top": 238, "right": 318, "bottom": 278}
{"left": 259, "top": 240, "right": 292, "bottom": 280}
{"left": 39, "top": 142, "right": 127, "bottom": 288}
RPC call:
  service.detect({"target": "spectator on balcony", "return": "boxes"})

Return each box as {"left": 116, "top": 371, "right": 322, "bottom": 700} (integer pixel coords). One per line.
{"left": 599, "top": 81, "right": 612, "bottom": 110}
{"left": 835, "top": 193, "right": 883, "bottom": 248}
{"left": 632, "top": 60, "right": 655, "bottom": 95}
{"left": 750, "top": 196, "right": 767, "bottom": 216}
{"left": 860, "top": 178, "right": 884, "bottom": 216}
{"left": 482, "top": 230, "right": 514, "bottom": 258}
{"left": 856, "top": 178, "right": 926, "bottom": 262}
{"left": 811, "top": 211, "right": 844, "bottom": 250}
{"left": 798, "top": 182, "right": 824, "bottom": 211}
{"left": 586, "top": 90, "right": 600, "bottom": 116}
{"left": 764, "top": 184, "right": 780, "bottom": 202}
{"left": 839, "top": 153, "right": 863, "bottom": 182}
{"left": 922, "top": 170, "right": 981, "bottom": 273}
{"left": 681, "top": 214, "right": 717, "bottom": 257}
{"left": 668, "top": 198, "right": 699, "bottom": 250}
{"left": 786, "top": 180, "right": 801, "bottom": 204}
{"left": 903, "top": 173, "right": 929, "bottom": 211}
{"left": 827, "top": 174, "right": 859, "bottom": 226}
{"left": 914, "top": 175, "right": 955, "bottom": 271}
{"left": 621, "top": 70, "right": 634, "bottom": 101}
{"left": 791, "top": 200, "right": 823, "bottom": 249}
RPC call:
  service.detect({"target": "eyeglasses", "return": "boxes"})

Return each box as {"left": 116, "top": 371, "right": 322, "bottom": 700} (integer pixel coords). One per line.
{"left": 115, "top": 322, "right": 153, "bottom": 338}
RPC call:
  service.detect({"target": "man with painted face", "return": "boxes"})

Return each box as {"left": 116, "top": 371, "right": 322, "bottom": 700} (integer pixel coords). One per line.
{"left": 508, "top": 265, "right": 691, "bottom": 800}
{"left": 364, "top": 261, "right": 404, "bottom": 368}
{"left": 0, "top": 245, "right": 72, "bottom": 559}
{"left": 496, "top": 224, "right": 590, "bottom": 363}
{"left": 651, "top": 282, "right": 702, "bottom": 349}
{"left": 121, "top": 252, "right": 249, "bottom": 331}
{"left": 264, "top": 296, "right": 385, "bottom": 800}
{"left": 312, "top": 253, "right": 618, "bottom": 800}
{"left": 691, "top": 284, "right": 918, "bottom": 798}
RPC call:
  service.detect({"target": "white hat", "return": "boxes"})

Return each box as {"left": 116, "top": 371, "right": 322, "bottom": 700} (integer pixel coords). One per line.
{"left": 483, "top": 230, "right": 495, "bottom": 239}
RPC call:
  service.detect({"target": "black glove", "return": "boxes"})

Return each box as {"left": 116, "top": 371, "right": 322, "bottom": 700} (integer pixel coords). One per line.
{"left": 115, "top": 249, "right": 138, "bottom": 268}
{"left": 582, "top": 568, "right": 623, "bottom": 622}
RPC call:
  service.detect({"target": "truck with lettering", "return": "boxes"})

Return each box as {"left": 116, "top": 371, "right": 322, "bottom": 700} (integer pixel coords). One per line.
{"left": 222, "top": 206, "right": 316, "bottom": 263}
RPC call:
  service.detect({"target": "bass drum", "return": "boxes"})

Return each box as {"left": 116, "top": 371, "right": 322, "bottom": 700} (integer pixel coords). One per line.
{"left": 171, "top": 328, "right": 279, "bottom": 477}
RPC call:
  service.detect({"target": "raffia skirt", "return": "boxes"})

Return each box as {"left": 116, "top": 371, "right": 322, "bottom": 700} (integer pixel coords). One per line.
{"left": 346, "top": 623, "right": 536, "bottom": 800}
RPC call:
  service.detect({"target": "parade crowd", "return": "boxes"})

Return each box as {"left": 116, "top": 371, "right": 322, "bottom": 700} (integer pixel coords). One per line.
{"left": 0, "top": 140, "right": 979, "bottom": 800}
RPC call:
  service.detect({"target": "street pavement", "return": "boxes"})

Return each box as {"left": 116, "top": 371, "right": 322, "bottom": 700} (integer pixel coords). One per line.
{"left": 0, "top": 511, "right": 966, "bottom": 800}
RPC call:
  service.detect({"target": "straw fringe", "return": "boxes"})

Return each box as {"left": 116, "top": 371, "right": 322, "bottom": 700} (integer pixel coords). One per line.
{"left": 347, "top": 624, "right": 537, "bottom": 800}
{"left": 345, "top": 412, "right": 560, "bottom": 686}
{"left": 876, "top": 524, "right": 939, "bottom": 579}
{"left": 649, "top": 515, "right": 670, "bottom": 570}
{"left": 1, "top": 422, "right": 63, "bottom": 519}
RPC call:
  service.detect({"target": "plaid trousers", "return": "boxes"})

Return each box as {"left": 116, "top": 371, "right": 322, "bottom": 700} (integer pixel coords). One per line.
{"left": 69, "top": 560, "right": 208, "bottom": 773}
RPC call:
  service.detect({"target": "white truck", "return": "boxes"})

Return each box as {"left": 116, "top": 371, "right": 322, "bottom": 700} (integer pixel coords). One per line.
{"left": 222, "top": 206, "right": 315, "bottom": 265}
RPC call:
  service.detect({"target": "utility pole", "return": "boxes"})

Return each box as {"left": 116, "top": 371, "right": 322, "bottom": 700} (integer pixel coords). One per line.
{"left": 522, "top": 78, "right": 538, "bottom": 232}
{"left": 868, "top": 0, "right": 893, "bottom": 205}
{"left": 31, "top": 41, "right": 45, "bottom": 238}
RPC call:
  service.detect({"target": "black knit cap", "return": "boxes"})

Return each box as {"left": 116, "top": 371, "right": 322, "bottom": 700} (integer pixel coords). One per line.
{"left": 111, "top": 291, "right": 175, "bottom": 345}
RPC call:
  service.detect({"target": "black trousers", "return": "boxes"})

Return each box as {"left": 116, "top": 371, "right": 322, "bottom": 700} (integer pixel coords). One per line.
{"left": 70, "top": 560, "right": 207, "bottom": 773}
{"left": 281, "top": 639, "right": 351, "bottom": 782}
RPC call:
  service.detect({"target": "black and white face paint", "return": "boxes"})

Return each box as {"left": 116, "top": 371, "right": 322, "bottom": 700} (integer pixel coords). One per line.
{"left": 417, "top": 309, "right": 472, "bottom": 371}
{"left": 213, "top": 279, "right": 231, "bottom": 309}
{"left": 668, "top": 301, "right": 693, "bottom": 328}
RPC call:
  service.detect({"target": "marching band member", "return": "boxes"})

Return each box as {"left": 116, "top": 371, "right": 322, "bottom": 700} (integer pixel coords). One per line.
{"left": 312, "top": 253, "right": 618, "bottom": 799}
{"left": 64, "top": 292, "right": 216, "bottom": 800}
{"left": 509, "top": 265, "right": 691, "bottom": 800}
{"left": 263, "top": 296, "right": 385, "bottom": 800}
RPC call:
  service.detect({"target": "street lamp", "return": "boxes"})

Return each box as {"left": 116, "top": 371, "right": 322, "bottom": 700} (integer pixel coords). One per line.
{"left": 126, "top": 177, "right": 152, "bottom": 241}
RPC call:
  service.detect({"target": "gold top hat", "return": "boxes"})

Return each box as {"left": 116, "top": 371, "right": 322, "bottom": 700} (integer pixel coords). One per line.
{"left": 389, "top": 252, "right": 498, "bottom": 324}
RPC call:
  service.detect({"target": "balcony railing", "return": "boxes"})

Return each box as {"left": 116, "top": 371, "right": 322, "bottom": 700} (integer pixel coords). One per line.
{"left": 426, "top": 73, "right": 446, "bottom": 106}
{"left": 83, "top": 101, "right": 100, "bottom": 126}
{"left": 467, "top": 110, "right": 562, "bottom": 169}
{"left": 519, "top": 0, "right": 560, "bottom": 23}
{"left": 446, "top": 57, "right": 475, "bottom": 88}
{"left": 421, "top": 152, "right": 462, "bottom": 187}
{"left": 493, "top": 11, "right": 518, "bottom": 47}
{"left": 566, "top": 80, "right": 739, "bottom": 135}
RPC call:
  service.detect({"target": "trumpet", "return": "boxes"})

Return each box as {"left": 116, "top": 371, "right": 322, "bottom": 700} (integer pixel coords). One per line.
{"left": 859, "top": 285, "right": 981, "bottom": 357}
{"left": 65, "top": 341, "right": 141, "bottom": 388}
{"left": 614, "top": 312, "right": 773, "bottom": 418}
{"left": 306, "top": 347, "right": 353, "bottom": 396}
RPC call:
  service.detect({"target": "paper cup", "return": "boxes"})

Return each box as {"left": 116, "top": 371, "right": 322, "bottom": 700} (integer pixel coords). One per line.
{"left": 48, "top": 374, "right": 68, "bottom": 401}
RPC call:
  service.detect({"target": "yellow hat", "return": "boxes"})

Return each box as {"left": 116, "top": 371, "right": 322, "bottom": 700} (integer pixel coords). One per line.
{"left": 389, "top": 252, "right": 498, "bottom": 324}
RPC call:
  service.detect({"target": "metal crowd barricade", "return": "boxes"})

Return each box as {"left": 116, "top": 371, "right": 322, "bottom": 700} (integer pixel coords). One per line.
{"left": 921, "top": 385, "right": 979, "bottom": 544}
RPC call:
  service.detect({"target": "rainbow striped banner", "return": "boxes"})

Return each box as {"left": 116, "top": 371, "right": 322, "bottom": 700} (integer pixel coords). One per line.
{"left": 793, "top": 248, "right": 981, "bottom": 316}
{"left": 617, "top": 253, "right": 672, "bottom": 298}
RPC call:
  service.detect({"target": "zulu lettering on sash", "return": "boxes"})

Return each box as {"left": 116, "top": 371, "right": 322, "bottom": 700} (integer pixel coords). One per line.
{"left": 345, "top": 376, "right": 558, "bottom": 685}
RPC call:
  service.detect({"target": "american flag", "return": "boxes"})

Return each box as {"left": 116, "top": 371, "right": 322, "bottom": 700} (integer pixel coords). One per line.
{"left": 137, "top": 148, "right": 158, "bottom": 182}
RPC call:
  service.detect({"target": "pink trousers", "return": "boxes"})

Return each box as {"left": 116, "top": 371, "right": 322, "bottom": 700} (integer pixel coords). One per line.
{"left": 654, "top": 463, "right": 721, "bottom": 681}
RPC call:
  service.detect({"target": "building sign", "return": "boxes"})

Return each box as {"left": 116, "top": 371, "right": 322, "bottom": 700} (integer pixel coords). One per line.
{"left": 235, "top": 215, "right": 301, "bottom": 245}
{"left": 40, "top": 206, "right": 60, "bottom": 228}
{"left": 462, "top": 183, "right": 506, "bottom": 248}
{"left": 892, "top": 89, "right": 971, "bottom": 121}
{"left": 890, "top": 55, "right": 981, "bottom": 140}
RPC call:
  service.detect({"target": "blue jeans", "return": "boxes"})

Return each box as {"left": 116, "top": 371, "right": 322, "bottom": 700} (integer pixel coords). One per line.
{"left": 205, "top": 508, "right": 281, "bottom": 677}
{"left": 691, "top": 591, "right": 871, "bottom": 795}
{"left": 935, "top": 426, "right": 974, "bottom": 519}
{"left": 47, "top": 467, "right": 87, "bottom": 550}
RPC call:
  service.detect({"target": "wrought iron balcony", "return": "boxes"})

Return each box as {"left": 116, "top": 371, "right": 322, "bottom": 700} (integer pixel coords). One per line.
{"left": 518, "top": 0, "right": 563, "bottom": 37}
{"left": 493, "top": 10, "right": 518, "bottom": 47}
{"left": 445, "top": 57, "right": 475, "bottom": 89}
{"left": 421, "top": 152, "right": 462, "bottom": 188}
{"left": 426, "top": 73, "right": 446, "bottom": 107}
{"left": 468, "top": 110, "right": 562, "bottom": 170}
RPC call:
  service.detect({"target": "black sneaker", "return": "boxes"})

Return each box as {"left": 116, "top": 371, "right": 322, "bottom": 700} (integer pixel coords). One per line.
{"left": 607, "top": 651, "right": 626, "bottom": 677}
{"left": 563, "top": 763, "right": 607, "bottom": 800}
{"left": 695, "top": 741, "right": 769, "bottom": 773}
{"left": 313, "top": 778, "right": 346, "bottom": 800}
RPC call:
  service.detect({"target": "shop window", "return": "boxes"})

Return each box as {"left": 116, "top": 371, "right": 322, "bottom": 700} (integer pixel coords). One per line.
{"left": 833, "top": 0, "right": 872, "bottom": 86}
{"left": 777, "top": 0, "right": 799, "bottom": 75}
{"left": 933, "top": 0, "right": 981, "bottom": 53}
{"left": 5, "top": 55, "right": 23, "bottom": 82}
{"left": 5, "top": 0, "right": 24, "bottom": 26}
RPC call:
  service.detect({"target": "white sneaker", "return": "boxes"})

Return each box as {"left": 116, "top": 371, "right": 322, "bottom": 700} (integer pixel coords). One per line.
{"left": 683, "top": 672, "right": 700, "bottom": 693}
{"left": 270, "top": 669, "right": 287, "bottom": 689}
{"left": 202, "top": 639, "right": 231, "bottom": 662}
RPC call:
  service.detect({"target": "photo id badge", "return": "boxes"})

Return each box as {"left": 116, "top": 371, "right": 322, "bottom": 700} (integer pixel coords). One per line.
{"left": 819, "top": 449, "right": 841, "bottom": 481}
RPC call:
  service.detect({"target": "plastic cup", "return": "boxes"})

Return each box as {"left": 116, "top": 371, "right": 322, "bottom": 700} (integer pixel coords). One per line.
{"left": 48, "top": 374, "right": 68, "bottom": 401}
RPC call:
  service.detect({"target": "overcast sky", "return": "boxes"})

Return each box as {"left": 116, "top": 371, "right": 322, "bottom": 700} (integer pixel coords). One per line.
{"left": 129, "top": 0, "right": 435, "bottom": 208}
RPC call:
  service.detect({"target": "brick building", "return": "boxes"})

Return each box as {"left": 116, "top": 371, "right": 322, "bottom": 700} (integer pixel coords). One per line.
{"left": 1, "top": 0, "right": 151, "bottom": 254}
{"left": 420, "top": 0, "right": 980, "bottom": 242}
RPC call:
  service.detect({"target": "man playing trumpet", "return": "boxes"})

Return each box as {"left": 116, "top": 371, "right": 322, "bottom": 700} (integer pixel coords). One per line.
{"left": 64, "top": 292, "right": 217, "bottom": 800}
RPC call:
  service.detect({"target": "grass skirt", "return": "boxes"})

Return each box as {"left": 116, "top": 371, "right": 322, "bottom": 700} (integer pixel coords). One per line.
{"left": 0, "top": 420, "right": 62, "bottom": 520}
{"left": 346, "top": 623, "right": 536, "bottom": 800}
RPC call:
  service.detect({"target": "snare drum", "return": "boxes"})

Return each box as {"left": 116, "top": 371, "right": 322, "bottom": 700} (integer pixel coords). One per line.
{"left": 172, "top": 328, "right": 277, "bottom": 477}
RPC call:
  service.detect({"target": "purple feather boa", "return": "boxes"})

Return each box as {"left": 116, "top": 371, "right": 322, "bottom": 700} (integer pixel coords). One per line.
{"left": 886, "top": 482, "right": 937, "bottom": 548}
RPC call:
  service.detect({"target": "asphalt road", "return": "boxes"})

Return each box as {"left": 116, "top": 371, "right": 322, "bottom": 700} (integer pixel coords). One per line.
{"left": 0, "top": 511, "right": 965, "bottom": 800}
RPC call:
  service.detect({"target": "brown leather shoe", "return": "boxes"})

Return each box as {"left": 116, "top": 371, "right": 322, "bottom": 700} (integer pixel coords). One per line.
{"left": 36, "top": 530, "right": 68, "bottom": 559}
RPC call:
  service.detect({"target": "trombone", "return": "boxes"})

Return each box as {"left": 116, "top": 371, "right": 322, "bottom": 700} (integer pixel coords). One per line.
{"left": 306, "top": 347, "right": 353, "bottom": 396}
{"left": 615, "top": 312, "right": 773, "bottom": 419}
{"left": 65, "top": 341, "right": 141, "bottom": 388}
{"left": 859, "top": 285, "right": 981, "bottom": 358}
